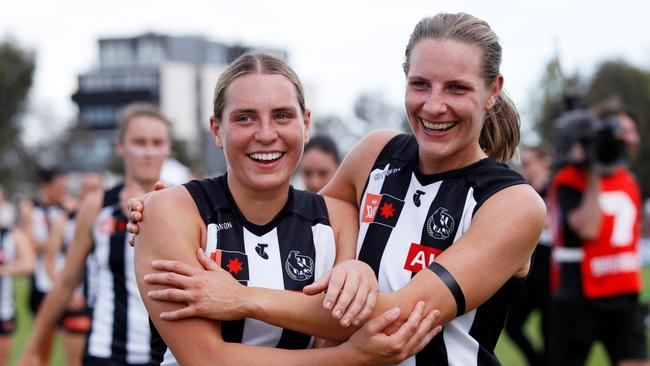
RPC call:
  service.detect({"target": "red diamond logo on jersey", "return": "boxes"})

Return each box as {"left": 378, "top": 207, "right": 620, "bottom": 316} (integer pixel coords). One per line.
{"left": 372, "top": 195, "right": 404, "bottom": 228}
{"left": 361, "top": 193, "right": 382, "bottom": 223}
{"left": 209, "top": 249, "right": 249, "bottom": 282}
{"left": 403, "top": 243, "right": 443, "bottom": 273}
{"left": 116, "top": 219, "right": 127, "bottom": 232}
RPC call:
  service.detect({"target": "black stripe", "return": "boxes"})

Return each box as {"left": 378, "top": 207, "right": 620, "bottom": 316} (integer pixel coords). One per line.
{"left": 358, "top": 164, "right": 412, "bottom": 277}
{"left": 275, "top": 215, "right": 315, "bottom": 349}
{"left": 148, "top": 318, "right": 167, "bottom": 365}
{"left": 109, "top": 208, "right": 128, "bottom": 363}
{"left": 415, "top": 180, "right": 470, "bottom": 366}
{"left": 216, "top": 213, "right": 247, "bottom": 343}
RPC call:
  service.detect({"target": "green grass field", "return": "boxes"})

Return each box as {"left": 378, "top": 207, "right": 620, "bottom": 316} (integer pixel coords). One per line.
{"left": 7, "top": 270, "right": 650, "bottom": 365}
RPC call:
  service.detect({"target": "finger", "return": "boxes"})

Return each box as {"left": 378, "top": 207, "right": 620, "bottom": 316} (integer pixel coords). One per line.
{"left": 403, "top": 309, "right": 440, "bottom": 355}
{"left": 362, "top": 307, "right": 402, "bottom": 334}
{"left": 126, "top": 222, "right": 139, "bottom": 235}
{"left": 151, "top": 260, "right": 198, "bottom": 276}
{"left": 159, "top": 306, "right": 197, "bottom": 320}
{"left": 128, "top": 235, "right": 135, "bottom": 247}
{"left": 147, "top": 288, "right": 193, "bottom": 303}
{"left": 323, "top": 269, "right": 347, "bottom": 311}
{"left": 129, "top": 211, "right": 143, "bottom": 223}
{"left": 143, "top": 272, "right": 191, "bottom": 288}
{"left": 339, "top": 281, "right": 369, "bottom": 327}
{"left": 303, "top": 270, "right": 330, "bottom": 297}
{"left": 353, "top": 287, "right": 377, "bottom": 326}
{"left": 331, "top": 272, "right": 359, "bottom": 320}
{"left": 388, "top": 301, "right": 425, "bottom": 344}
{"left": 196, "top": 248, "right": 220, "bottom": 271}
{"left": 154, "top": 181, "right": 168, "bottom": 191}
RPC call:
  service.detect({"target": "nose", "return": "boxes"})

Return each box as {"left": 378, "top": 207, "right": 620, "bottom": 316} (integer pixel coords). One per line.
{"left": 422, "top": 89, "right": 447, "bottom": 115}
{"left": 254, "top": 118, "right": 279, "bottom": 144}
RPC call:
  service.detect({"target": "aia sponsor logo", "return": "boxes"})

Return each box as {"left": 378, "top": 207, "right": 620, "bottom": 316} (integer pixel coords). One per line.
{"left": 209, "top": 249, "right": 249, "bottom": 282}
{"left": 403, "top": 243, "right": 442, "bottom": 273}
{"left": 361, "top": 193, "right": 404, "bottom": 228}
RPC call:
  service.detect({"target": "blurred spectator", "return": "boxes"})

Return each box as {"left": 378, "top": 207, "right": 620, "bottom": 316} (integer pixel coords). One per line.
{"left": 506, "top": 145, "right": 552, "bottom": 365}
{"left": 548, "top": 110, "right": 648, "bottom": 366}
{"left": 299, "top": 134, "right": 340, "bottom": 193}
{"left": 0, "top": 186, "right": 16, "bottom": 228}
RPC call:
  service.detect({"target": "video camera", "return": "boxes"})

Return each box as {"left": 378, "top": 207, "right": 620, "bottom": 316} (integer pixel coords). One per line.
{"left": 553, "top": 109, "right": 627, "bottom": 170}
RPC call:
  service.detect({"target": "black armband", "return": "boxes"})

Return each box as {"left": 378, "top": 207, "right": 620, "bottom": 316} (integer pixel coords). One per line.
{"left": 426, "top": 261, "right": 466, "bottom": 317}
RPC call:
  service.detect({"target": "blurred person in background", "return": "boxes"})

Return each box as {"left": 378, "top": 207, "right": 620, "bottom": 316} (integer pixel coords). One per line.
{"left": 18, "top": 167, "right": 68, "bottom": 365}
{"left": 19, "top": 102, "right": 172, "bottom": 366}
{"left": 505, "top": 145, "right": 553, "bottom": 365}
{"left": 548, "top": 108, "right": 648, "bottom": 366}
{"left": 43, "top": 171, "right": 103, "bottom": 366}
{"left": 299, "top": 134, "right": 340, "bottom": 193}
{"left": 0, "top": 189, "right": 35, "bottom": 366}
{"left": 0, "top": 188, "right": 16, "bottom": 229}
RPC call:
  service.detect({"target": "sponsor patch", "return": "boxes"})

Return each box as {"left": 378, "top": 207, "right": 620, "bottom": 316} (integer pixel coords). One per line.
{"left": 361, "top": 193, "right": 382, "bottom": 223}
{"left": 372, "top": 195, "right": 404, "bottom": 228}
{"left": 403, "top": 243, "right": 442, "bottom": 273}
{"left": 209, "top": 249, "right": 249, "bottom": 282}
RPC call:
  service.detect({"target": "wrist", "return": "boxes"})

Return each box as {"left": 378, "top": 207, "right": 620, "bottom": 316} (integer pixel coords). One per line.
{"left": 239, "top": 286, "right": 259, "bottom": 318}
{"left": 335, "top": 341, "right": 368, "bottom": 366}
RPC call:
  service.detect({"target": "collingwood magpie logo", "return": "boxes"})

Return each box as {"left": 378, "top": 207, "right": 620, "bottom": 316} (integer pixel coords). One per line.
{"left": 255, "top": 243, "right": 269, "bottom": 260}
{"left": 285, "top": 250, "right": 314, "bottom": 281}
{"left": 413, "top": 190, "right": 425, "bottom": 207}
{"left": 426, "top": 207, "right": 455, "bottom": 240}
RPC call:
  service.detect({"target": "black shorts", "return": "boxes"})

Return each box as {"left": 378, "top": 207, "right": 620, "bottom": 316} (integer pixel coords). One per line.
{"left": 551, "top": 294, "right": 648, "bottom": 365}
{"left": 30, "top": 282, "right": 91, "bottom": 334}
{"left": 0, "top": 318, "right": 16, "bottom": 335}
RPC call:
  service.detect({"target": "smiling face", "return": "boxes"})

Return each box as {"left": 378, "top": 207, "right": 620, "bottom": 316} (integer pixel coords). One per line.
{"left": 405, "top": 39, "right": 502, "bottom": 174}
{"left": 212, "top": 72, "right": 310, "bottom": 194}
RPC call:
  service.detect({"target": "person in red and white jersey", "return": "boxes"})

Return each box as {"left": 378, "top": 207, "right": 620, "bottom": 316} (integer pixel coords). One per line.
{"left": 548, "top": 107, "right": 648, "bottom": 366}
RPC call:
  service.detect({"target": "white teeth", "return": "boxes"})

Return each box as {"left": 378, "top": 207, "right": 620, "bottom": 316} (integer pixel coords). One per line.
{"left": 249, "top": 152, "right": 283, "bottom": 161}
{"left": 421, "top": 119, "right": 456, "bottom": 132}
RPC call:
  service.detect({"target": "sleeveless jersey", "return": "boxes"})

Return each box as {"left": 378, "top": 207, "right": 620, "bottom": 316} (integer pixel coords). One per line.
{"left": 0, "top": 228, "right": 16, "bottom": 322}
{"left": 356, "top": 134, "right": 526, "bottom": 366}
{"left": 31, "top": 202, "right": 64, "bottom": 293}
{"left": 153, "top": 175, "right": 336, "bottom": 366}
{"left": 549, "top": 165, "right": 641, "bottom": 300}
{"left": 85, "top": 185, "right": 156, "bottom": 365}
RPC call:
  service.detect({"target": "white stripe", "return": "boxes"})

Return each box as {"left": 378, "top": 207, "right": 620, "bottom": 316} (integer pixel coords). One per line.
{"left": 205, "top": 223, "right": 218, "bottom": 253}
{"left": 125, "top": 232, "right": 151, "bottom": 364}
{"left": 312, "top": 223, "right": 336, "bottom": 281}
{"left": 88, "top": 207, "right": 114, "bottom": 358}
{"left": 444, "top": 310, "right": 480, "bottom": 365}
{"left": 0, "top": 233, "right": 15, "bottom": 320}
{"left": 241, "top": 227, "right": 284, "bottom": 346}
{"left": 553, "top": 247, "right": 584, "bottom": 263}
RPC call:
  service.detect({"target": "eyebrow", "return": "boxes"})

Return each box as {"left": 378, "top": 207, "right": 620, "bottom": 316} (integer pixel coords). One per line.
{"left": 229, "top": 106, "right": 297, "bottom": 116}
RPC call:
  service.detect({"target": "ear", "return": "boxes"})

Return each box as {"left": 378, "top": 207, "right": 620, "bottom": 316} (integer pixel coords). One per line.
{"left": 486, "top": 74, "right": 504, "bottom": 110}
{"left": 210, "top": 115, "right": 224, "bottom": 149}
{"left": 303, "top": 109, "right": 311, "bottom": 145}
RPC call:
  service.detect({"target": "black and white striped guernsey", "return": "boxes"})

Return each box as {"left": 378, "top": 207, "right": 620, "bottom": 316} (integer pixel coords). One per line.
{"left": 356, "top": 134, "right": 526, "bottom": 366}
{"left": 152, "top": 175, "right": 336, "bottom": 366}
{"left": 84, "top": 184, "right": 159, "bottom": 365}
{"left": 0, "top": 228, "right": 16, "bottom": 323}
{"left": 31, "top": 202, "right": 64, "bottom": 294}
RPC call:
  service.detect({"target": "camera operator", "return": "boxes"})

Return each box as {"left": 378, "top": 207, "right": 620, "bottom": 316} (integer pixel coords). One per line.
{"left": 548, "top": 108, "right": 648, "bottom": 366}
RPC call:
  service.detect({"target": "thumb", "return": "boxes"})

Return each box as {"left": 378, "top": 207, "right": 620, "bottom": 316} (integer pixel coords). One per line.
{"left": 196, "top": 248, "right": 220, "bottom": 271}
{"left": 303, "top": 269, "right": 331, "bottom": 295}
{"left": 363, "top": 307, "right": 402, "bottom": 334}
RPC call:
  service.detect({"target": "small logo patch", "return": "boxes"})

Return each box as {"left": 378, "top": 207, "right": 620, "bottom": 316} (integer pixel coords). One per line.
{"left": 413, "top": 190, "right": 425, "bottom": 207}
{"left": 285, "top": 250, "right": 314, "bottom": 281}
{"left": 426, "top": 207, "right": 455, "bottom": 240}
{"left": 403, "top": 243, "right": 442, "bottom": 273}
{"left": 255, "top": 243, "right": 269, "bottom": 260}
{"left": 361, "top": 193, "right": 382, "bottom": 223}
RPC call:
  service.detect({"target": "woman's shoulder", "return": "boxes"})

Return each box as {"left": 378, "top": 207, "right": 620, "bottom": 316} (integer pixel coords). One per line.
{"left": 465, "top": 159, "right": 528, "bottom": 212}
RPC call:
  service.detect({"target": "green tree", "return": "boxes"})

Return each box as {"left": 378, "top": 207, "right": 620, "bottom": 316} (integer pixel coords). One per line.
{"left": 0, "top": 39, "right": 35, "bottom": 190}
